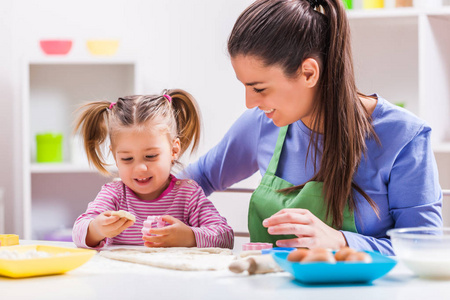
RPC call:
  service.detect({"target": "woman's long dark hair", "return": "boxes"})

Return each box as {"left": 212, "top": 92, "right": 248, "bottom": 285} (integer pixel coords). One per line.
{"left": 228, "top": 0, "right": 379, "bottom": 228}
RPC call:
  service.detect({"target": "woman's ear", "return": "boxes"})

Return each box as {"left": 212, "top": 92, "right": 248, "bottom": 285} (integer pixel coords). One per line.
{"left": 300, "top": 58, "right": 320, "bottom": 88}
{"left": 172, "top": 138, "right": 181, "bottom": 161}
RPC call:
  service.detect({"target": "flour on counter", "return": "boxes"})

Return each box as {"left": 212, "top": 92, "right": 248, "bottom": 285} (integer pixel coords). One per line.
{"left": 99, "top": 247, "right": 236, "bottom": 271}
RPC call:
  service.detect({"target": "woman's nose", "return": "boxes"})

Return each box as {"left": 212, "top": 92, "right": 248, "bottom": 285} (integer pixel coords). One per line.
{"left": 245, "top": 90, "right": 258, "bottom": 109}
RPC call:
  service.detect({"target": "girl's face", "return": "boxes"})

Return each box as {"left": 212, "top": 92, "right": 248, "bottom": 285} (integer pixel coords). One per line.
{"left": 231, "top": 55, "right": 318, "bottom": 127}
{"left": 111, "top": 122, "right": 180, "bottom": 200}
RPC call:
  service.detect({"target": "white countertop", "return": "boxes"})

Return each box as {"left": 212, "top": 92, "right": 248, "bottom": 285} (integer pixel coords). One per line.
{"left": 1, "top": 240, "right": 450, "bottom": 300}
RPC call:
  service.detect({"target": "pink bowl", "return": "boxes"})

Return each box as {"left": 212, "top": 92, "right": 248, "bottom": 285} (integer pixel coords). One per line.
{"left": 39, "top": 40, "right": 72, "bottom": 55}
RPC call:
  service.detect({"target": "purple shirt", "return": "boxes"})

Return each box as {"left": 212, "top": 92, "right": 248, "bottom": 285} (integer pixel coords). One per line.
{"left": 181, "top": 97, "right": 442, "bottom": 255}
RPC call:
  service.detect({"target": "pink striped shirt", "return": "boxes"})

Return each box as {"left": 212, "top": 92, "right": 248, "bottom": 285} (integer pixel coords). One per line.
{"left": 72, "top": 175, "right": 234, "bottom": 249}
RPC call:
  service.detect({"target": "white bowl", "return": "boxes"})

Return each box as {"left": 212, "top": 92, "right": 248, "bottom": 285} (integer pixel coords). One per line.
{"left": 387, "top": 227, "right": 450, "bottom": 279}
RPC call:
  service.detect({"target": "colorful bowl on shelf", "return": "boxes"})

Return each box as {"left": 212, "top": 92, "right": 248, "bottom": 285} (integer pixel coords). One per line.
{"left": 39, "top": 39, "right": 72, "bottom": 55}
{"left": 363, "top": 0, "right": 384, "bottom": 9}
{"left": 86, "top": 40, "right": 119, "bottom": 56}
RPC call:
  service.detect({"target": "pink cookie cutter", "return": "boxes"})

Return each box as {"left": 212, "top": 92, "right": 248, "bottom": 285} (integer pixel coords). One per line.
{"left": 141, "top": 216, "right": 165, "bottom": 236}
{"left": 242, "top": 242, "right": 273, "bottom": 251}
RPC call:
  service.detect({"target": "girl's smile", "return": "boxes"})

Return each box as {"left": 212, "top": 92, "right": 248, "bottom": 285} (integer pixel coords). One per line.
{"left": 135, "top": 177, "right": 152, "bottom": 184}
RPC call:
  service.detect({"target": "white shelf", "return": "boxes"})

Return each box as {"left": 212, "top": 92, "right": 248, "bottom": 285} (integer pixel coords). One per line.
{"left": 31, "top": 162, "right": 93, "bottom": 173}
{"left": 30, "top": 163, "right": 117, "bottom": 174}
{"left": 27, "top": 56, "right": 139, "bottom": 65}
{"left": 21, "top": 58, "right": 140, "bottom": 239}
{"left": 348, "top": 7, "right": 450, "bottom": 19}
{"left": 433, "top": 143, "right": 450, "bottom": 153}
{"left": 348, "top": 8, "right": 420, "bottom": 19}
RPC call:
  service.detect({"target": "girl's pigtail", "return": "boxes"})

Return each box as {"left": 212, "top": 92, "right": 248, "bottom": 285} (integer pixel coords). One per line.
{"left": 74, "top": 101, "right": 112, "bottom": 176}
{"left": 166, "top": 89, "right": 201, "bottom": 156}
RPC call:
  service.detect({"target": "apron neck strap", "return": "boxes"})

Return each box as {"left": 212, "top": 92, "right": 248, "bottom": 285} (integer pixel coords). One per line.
{"left": 266, "top": 125, "right": 289, "bottom": 175}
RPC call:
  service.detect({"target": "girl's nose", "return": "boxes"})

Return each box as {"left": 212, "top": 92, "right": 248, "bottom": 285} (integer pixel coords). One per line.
{"left": 135, "top": 162, "right": 148, "bottom": 172}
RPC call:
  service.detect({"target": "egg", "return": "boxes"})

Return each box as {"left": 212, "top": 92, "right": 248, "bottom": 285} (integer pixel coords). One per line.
{"left": 302, "top": 248, "right": 336, "bottom": 263}
{"left": 345, "top": 251, "right": 373, "bottom": 263}
{"left": 335, "top": 246, "right": 357, "bottom": 261}
{"left": 287, "top": 248, "right": 310, "bottom": 262}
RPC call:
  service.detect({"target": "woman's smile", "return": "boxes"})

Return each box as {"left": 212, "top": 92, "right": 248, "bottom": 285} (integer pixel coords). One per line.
{"left": 261, "top": 108, "right": 274, "bottom": 114}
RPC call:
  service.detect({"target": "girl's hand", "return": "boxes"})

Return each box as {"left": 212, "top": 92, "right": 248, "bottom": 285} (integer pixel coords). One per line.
{"left": 86, "top": 211, "right": 134, "bottom": 247}
{"left": 142, "top": 215, "right": 196, "bottom": 248}
{"left": 262, "top": 208, "right": 347, "bottom": 250}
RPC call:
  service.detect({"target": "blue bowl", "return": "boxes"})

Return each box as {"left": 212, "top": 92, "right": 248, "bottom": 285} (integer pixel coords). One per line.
{"left": 272, "top": 250, "right": 397, "bottom": 284}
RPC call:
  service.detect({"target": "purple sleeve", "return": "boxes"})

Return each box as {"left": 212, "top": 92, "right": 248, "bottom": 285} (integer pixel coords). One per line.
{"left": 187, "top": 185, "right": 234, "bottom": 249}
{"left": 346, "top": 126, "right": 442, "bottom": 255}
{"left": 72, "top": 184, "right": 119, "bottom": 249}
{"left": 180, "top": 109, "right": 262, "bottom": 196}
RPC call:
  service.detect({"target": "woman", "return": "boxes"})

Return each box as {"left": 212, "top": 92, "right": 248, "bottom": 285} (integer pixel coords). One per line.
{"left": 181, "top": 0, "right": 442, "bottom": 255}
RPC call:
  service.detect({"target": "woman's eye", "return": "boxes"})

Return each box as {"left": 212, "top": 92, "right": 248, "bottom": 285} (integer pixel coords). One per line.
{"left": 253, "top": 87, "right": 266, "bottom": 93}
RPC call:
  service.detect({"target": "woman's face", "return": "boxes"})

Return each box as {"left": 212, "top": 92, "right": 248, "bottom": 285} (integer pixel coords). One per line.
{"left": 231, "top": 55, "right": 317, "bottom": 127}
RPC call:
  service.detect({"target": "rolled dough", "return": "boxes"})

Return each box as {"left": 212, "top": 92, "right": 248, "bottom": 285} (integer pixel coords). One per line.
{"left": 99, "top": 247, "right": 236, "bottom": 271}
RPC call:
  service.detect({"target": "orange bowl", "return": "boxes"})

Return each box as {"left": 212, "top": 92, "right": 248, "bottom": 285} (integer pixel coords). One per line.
{"left": 40, "top": 40, "right": 72, "bottom": 55}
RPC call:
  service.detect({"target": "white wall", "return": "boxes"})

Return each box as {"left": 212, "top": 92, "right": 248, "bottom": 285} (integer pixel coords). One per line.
{"left": 0, "top": 0, "right": 16, "bottom": 234}
{"left": 1, "top": 0, "right": 256, "bottom": 234}
{"left": 2, "top": 1, "right": 450, "bottom": 235}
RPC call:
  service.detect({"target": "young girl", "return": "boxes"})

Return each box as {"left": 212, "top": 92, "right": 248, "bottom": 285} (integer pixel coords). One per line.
{"left": 72, "top": 89, "right": 234, "bottom": 249}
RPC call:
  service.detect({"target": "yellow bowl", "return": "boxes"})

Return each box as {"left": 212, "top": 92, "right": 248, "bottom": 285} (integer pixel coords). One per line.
{"left": 86, "top": 40, "right": 119, "bottom": 56}
{"left": 0, "top": 245, "right": 96, "bottom": 278}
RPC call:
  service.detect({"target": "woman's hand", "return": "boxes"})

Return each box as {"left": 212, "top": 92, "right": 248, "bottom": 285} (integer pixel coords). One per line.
{"left": 142, "top": 215, "right": 196, "bottom": 248}
{"left": 262, "top": 208, "right": 348, "bottom": 250}
{"left": 86, "top": 211, "right": 134, "bottom": 247}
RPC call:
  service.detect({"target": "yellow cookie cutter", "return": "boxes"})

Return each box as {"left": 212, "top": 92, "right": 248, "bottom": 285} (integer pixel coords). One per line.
{"left": 0, "top": 234, "right": 19, "bottom": 246}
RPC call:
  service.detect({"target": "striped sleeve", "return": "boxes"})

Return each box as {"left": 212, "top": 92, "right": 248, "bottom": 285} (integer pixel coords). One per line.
{"left": 186, "top": 184, "right": 234, "bottom": 249}
{"left": 72, "top": 183, "right": 120, "bottom": 249}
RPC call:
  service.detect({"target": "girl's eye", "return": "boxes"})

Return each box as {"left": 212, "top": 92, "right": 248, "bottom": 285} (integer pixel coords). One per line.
{"left": 146, "top": 155, "right": 158, "bottom": 159}
{"left": 253, "top": 87, "right": 266, "bottom": 93}
{"left": 121, "top": 157, "right": 133, "bottom": 162}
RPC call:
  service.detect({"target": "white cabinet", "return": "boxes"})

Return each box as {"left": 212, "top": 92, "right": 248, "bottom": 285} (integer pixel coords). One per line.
{"left": 21, "top": 58, "right": 141, "bottom": 239}
{"left": 348, "top": 7, "right": 450, "bottom": 188}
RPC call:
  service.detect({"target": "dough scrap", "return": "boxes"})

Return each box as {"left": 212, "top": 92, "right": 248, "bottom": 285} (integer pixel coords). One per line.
{"left": 99, "top": 247, "right": 236, "bottom": 271}
{"left": 110, "top": 210, "right": 136, "bottom": 222}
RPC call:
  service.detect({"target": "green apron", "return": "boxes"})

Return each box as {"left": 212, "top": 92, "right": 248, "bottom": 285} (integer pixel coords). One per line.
{"left": 248, "top": 125, "right": 357, "bottom": 244}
